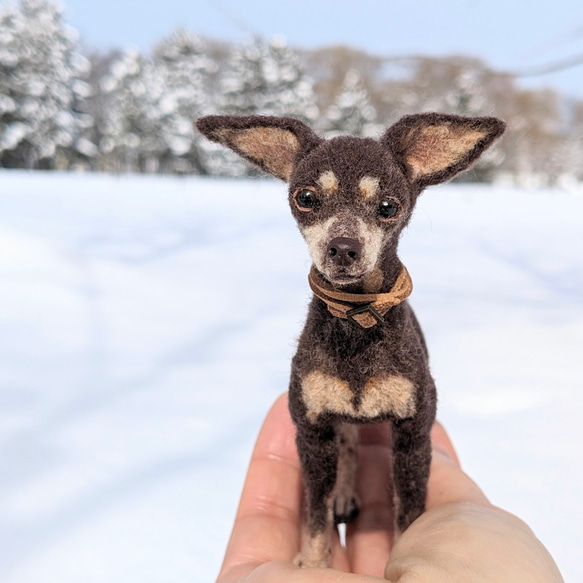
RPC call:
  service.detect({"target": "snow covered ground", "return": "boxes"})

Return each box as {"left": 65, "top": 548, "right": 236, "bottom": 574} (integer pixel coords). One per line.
{"left": 0, "top": 170, "right": 581, "bottom": 582}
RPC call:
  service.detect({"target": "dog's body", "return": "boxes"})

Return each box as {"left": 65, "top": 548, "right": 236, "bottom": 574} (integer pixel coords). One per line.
{"left": 196, "top": 113, "right": 505, "bottom": 567}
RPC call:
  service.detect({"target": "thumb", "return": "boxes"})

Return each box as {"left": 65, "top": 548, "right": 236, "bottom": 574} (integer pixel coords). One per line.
{"left": 385, "top": 423, "right": 565, "bottom": 583}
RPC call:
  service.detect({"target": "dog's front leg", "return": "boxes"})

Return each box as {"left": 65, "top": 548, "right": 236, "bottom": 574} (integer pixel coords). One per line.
{"left": 294, "top": 421, "right": 338, "bottom": 568}
{"left": 333, "top": 424, "right": 360, "bottom": 524}
{"left": 391, "top": 414, "right": 433, "bottom": 533}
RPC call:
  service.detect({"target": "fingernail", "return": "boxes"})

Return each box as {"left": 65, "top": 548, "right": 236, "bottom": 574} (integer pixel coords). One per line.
{"left": 432, "top": 443, "right": 457, "bottom": 466}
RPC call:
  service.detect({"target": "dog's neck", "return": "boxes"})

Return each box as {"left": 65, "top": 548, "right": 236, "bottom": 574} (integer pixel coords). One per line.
{"left": 309, "top": 255, "right": 412, "bottom": 329}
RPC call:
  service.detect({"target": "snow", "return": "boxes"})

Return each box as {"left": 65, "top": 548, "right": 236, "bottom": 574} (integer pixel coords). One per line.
{"left": 0, "top": 170, "right": 581, "bottom": 582}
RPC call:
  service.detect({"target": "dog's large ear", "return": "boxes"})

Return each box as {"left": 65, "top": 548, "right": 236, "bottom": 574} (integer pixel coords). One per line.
{"left": 381, "top": 113, "right": 506, "bottom": 188}
{"left": 195, "top": 115, "right": 323, "bottom": 182}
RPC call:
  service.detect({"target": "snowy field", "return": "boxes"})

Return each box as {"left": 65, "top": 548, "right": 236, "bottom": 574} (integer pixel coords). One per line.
{"left": 0, "top": 170, "right": 581, "bottom": 582}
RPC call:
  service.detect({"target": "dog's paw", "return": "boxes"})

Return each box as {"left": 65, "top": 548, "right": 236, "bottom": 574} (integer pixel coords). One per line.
{"left": 334, "top": 493, "right": 360, "bottom": 525}
{"left": 293, "top": 551, "right": 329, "bottom": 569}
{"left": 294, "top": 531, "right": 331, "bottom": 568}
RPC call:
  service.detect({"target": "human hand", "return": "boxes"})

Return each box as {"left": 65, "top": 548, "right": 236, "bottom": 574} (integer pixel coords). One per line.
{"left": 216, "top": 393, "right": 563, "bottom": 582}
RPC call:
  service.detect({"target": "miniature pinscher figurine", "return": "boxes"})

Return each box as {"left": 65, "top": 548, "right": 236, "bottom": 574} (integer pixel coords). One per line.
{"left": 196, "top": 112, "right": 505, "bottom": 567}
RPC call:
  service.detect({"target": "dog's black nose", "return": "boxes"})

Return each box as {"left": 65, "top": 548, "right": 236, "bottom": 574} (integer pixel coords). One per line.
{"left": 327, "top": 237, "right": 362, "bottom": 266}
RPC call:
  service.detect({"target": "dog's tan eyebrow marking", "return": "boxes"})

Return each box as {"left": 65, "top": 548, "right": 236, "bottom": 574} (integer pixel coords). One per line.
{"left": 359, "top": 176, "right": 380, "bottom": 199}
{"left": 317, "top": 171, "right": 339, "bottom": 195}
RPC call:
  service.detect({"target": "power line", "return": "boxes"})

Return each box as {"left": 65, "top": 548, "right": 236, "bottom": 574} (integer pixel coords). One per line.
{"left": 377, "top": 51, "right": 583, "bottom": 79}
{"left": 510, "top": 53, "right": 583, "bottom": 77}
{"left": 208, "top": 0, "right": 259, "bottom": 38}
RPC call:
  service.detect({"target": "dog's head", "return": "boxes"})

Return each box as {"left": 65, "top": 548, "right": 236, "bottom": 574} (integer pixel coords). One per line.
{"left": 196, "top": 114, "right": 505, "bottom": 287}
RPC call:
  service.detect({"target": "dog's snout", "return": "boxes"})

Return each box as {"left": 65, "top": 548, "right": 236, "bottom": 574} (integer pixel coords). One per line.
{"left": 327, "top": 237, "right": 362, "bottom": 267}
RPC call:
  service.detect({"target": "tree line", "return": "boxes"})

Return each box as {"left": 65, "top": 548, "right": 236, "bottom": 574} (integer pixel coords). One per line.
{"left": 1, "top": 0, "right": 582, "bottom": 184}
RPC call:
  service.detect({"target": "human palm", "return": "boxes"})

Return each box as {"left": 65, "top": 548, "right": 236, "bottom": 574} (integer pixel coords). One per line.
{"left": 216, "top": 394, "right": 563, "bottom": 583}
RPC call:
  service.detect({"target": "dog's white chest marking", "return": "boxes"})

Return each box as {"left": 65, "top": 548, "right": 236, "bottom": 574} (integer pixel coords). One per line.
{"left": 301, "top": 371, "right": 416, "bottom": 422}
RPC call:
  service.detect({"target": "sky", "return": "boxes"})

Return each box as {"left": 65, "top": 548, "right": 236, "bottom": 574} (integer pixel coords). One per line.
{"left": 51, "top": 0, "right": 583, "bottom": 98}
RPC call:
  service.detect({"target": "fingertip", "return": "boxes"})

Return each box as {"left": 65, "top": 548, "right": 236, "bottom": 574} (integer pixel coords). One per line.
{"left": 270, "top": 391, "right": 291, "bottom": 418}
{"left": 263, "top": 391, "right": 291, "bottom": 431}
{"left": 358, "top": 420, "right": 391, "bottom": 446}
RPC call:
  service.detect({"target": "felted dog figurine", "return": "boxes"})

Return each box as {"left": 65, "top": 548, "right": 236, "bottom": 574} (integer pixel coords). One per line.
{"left": 196, "top": 113, "right": 505, "bottom": 568}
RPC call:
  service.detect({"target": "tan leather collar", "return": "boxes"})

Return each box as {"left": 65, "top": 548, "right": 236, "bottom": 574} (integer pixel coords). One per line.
{"left": 308, "top": 264, "right": 413, "bottom": 329}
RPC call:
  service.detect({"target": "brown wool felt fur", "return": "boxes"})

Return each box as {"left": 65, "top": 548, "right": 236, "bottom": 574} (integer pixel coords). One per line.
{"left": 196, "top": 112, "right": 506, "bottom": 568}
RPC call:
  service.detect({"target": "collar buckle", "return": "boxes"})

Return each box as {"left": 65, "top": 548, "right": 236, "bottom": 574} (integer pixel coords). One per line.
{"left": 345, "top": 303, "right": 384, "bottom": 329}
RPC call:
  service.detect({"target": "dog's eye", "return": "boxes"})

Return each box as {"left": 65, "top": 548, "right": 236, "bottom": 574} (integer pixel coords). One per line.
{"left": 294, "top": 188, "right": 318, "bottom": 212}
{"left": 378, "top": 200, "right": 399, "bottom": 220}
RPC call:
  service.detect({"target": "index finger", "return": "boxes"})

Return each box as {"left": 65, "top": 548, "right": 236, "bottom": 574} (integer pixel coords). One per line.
{"left": 427, "top": 421, "right": 490, "bottom": 509}
{"left": 218, "top": 393, "right": 303, "bottom": 582}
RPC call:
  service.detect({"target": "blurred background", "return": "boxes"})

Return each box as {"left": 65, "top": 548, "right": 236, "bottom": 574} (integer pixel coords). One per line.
{"left": 0, "top": 1, "right": 581, "bottom": 582}
{"left": 0, "top": 0, "right": 582, "bottom": 183}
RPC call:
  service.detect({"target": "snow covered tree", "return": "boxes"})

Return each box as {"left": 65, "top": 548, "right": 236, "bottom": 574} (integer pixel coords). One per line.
{"left": 218, "top": 36, "right": 318, "bottom": 176}
{"left": 99, "top": 48, "right": 181, "bottom": 173}
{"left": 153, "top": 28, "right": 219, "bottom": 174}
{"left": 321, "top": 69, "right": 380, "bottom": 138}
{"left": 444, "top": 67, "right": 485, "bottom": 116}
{"left": 501, "top": 88, "right": 563, "bottom": 187}
{"left": 397, "top": 59, "right": 506, "bottom": 182}
{"left": 0, "top": 0, "right": 94, "bottom": 169}
{"left": 567, "top": 100, "right": 583, "bottom": 181}
{"left": 444, "top": 66, "right": 501, "bottom": 182}
{"left": 222, "top": 36, "right": 318, "bottom": 120}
